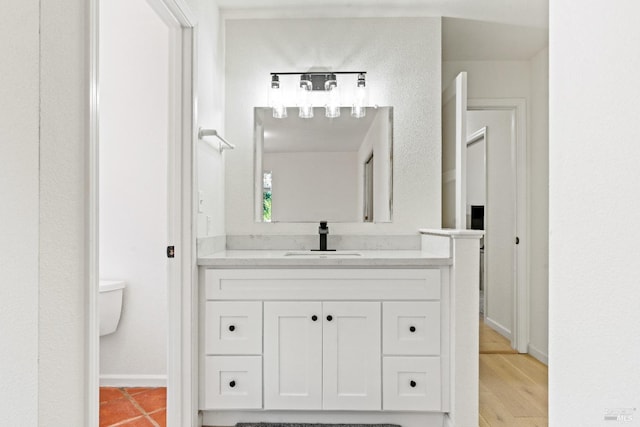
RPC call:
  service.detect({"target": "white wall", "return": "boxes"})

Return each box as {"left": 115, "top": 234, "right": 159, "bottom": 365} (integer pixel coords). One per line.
{"left": 0, "top": 1, "right": 39, "bottom": 425}
{"left": 224, "top": 18, "right": 442, "bottom": 235}
{"left": 99, "top": 0, "right": 169, "bottom": 381}
{"left": 39, "top": 0, "right": 88, "bottom": 423}
{"left": 444, "top": 57, "right": 549, "bottom": 361}
{"left": 265, "top": 152, "right": 359, "bottom": 222}
{"left": 528, "top": 47, "right": 548, "bottom": 363}
{"left": 550, "top": 1, "right": 640, "bottom": 424}
{"left": 195, "top": 0, "right": 226, "bottom": 239}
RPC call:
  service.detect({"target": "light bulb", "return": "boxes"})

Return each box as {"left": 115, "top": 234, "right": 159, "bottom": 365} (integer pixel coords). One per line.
{"left": 269, "top": 75, "right": 286, "bottom": 119}
{"left": 298, "top": 76, "right": 313, "bottom": 119}
{"left": 351, "top": 73, "right": 367, "bottom": 118}
{"left": 325, "top": 77, "right": 340, "bottom": 118}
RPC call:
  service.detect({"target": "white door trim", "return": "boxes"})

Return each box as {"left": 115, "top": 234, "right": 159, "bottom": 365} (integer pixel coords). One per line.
{"left": 443, "top": 72, "right": 468, "bottom": 229}
{"left": 465, "top": 126, "right": 488, "bottom": 317}
{"left": 87, "top": 1, "right": 197, "bottom": 426}
{"left": 87, "top": 2, "right": 100, "bottom": 424}
{"left": 467, "top": 98, "right": 528, "bottom": 353}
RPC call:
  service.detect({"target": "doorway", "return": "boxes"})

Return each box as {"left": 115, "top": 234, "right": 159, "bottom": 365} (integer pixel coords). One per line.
{"left": 88, "top": 0, "right": 196, "bottom": 426}
{"left": 467, "top": 99, "right": 528, "bottom": 353}
{"left": 98, "top": 0, "right": 172, "bottom": 424}
{"left": 442, "top": 74, "right": 528, "bottom": 352}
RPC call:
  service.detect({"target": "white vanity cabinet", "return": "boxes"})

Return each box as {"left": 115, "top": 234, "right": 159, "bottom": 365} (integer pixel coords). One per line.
{"left": 200, "top": 268, "right": 448, "bottom": 415}
{"left": 263, "top": 301, "right": 381, "bottom": 410}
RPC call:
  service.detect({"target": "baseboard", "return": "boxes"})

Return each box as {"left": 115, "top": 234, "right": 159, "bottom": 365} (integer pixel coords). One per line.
{"left": 99, "top": 374, "right": 167, "bottom": 387}
{"left": 484, "top": 316, "right": 512, "bottom": 341}
{"left": 443, "top": 414, "right": 454, "bottom": 427}
{"left": 527, "top": 344, "right": 548, "bottom": 365}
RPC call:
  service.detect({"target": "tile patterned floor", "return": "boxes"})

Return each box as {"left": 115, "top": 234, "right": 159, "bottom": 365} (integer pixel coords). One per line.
{"left": 100, "top": 387, "right": 166, "bottom": 427}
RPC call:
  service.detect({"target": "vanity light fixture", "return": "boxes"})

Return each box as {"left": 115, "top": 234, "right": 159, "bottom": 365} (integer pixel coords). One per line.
{"left": 269, "top": 71, "right": 367, "bottom": 119}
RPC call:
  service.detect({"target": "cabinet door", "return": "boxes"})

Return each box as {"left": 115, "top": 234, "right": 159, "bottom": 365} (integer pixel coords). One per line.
{"left": 322, "top": 302, "right": 381, "bottom": 410}
{"left": 264, "top": 301, "right": 322, "bottom": 409}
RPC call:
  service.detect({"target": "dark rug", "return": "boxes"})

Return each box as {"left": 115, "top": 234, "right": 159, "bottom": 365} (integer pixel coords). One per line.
{"left": 237, "top": 424, "right": 401, "bottom": 427}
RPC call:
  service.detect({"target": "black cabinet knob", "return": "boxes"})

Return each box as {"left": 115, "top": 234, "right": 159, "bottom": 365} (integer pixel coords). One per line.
{"left": 228, "top": 325, "right": 235, "bottom": 332}
{"left": 229, "top": 380, "right": 236, "bottom": 388}
{"left": 311, "top": 315, "right": 318, "bottom": 321}
{"left": 326, "top": 315, "right": 333, "bottom": 322}
{"left": 410, "top": 380, "right": 416, "bottom": 388}
{"left": 409, "top": 326, "right": 416, "bottom": 333}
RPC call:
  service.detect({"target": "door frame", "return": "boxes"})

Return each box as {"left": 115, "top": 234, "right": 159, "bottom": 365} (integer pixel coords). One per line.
{"left": 87, "top": 1, "right": 197, "bottom": 426}
{"left": 442, "top": 72, "right": 468, "bottom": 229}
{"left": 467, "top": 98, "right": 529, "bottom": 354}
{"left": 465, "top": 126, "right": 488, "bottom": 316}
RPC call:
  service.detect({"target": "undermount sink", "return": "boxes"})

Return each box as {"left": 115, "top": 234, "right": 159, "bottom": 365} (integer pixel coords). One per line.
{"left": 284, "top": 250, "right": 363, "bottom": 257}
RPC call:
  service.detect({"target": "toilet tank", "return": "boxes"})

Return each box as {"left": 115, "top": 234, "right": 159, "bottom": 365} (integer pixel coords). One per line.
{"left": 99, "top": 280, "right": 126, "bottom": 336}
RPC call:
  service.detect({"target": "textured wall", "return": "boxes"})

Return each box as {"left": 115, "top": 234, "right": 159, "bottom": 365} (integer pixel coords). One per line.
{"left": 39, "top": 0, "right": 88, "bottom": 423}
{"left": 550, "top": 0, "right": 640, "bottom": 424}
{"left": 195, "top": 0, "right": 226, "bottom": 238}
{"left": 224, "top": 18, "right": 442, "bottom": 235}
{"left": 0, "top": 1, "right": 39, "bottom": 425}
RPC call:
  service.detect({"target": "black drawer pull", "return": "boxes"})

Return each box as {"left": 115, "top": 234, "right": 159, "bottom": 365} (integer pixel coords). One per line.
{"left": 409, "top": 326, "right": 416, "bottom": 333}
{"left": 229, "top": 380, "right": 236, "bottom": 388}
{"left": 311, "top": 315, "right": 318, "bottom": 321}
{"left": 228, "top": 325, "right": 235, "bottom": 332}
{"left": 410, "top": 380, "right": 417, "bottom": 388}
{"left": 326, "top": 315, "right": 333, "bottom": 322}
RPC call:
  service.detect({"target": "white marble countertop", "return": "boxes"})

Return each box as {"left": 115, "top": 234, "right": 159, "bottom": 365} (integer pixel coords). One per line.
{"left": 419, "top": 228, "right": 485, "bottom": 238}
{"left": 198, "top": 250, "right": 452, "bottom": 268}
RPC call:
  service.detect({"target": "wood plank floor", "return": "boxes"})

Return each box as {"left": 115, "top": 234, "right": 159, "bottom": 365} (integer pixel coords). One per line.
{"left": 479, "top": 317, "right": 518, "bottom": 354}
{"left": 479, "top": 318, "right": 548, "bottom": 427}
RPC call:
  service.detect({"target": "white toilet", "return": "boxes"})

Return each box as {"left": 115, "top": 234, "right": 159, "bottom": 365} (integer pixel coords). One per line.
{"left": 99, "top": 280, "right": 126, "bottom": 336}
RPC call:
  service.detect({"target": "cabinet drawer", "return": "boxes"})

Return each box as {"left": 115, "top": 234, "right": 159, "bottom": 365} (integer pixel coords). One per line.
{"left": 383, "top": 302, "right": 440, "bottom": 355}
{"left": 205, "top": 301, "right": 262, "bottom": 355}
{"left": 383, "top": 357, "right": 441, "bottom": 411}
{"left": 203, "top": 356, "right": 262, "bottom": 409}
{"left": 204, "top": 269, "right": 441, "bottom": 300}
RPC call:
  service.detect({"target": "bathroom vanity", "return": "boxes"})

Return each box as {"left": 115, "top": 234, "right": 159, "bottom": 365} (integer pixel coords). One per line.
{"left": 196, "top": 230, "right": 482, "bottom": 427}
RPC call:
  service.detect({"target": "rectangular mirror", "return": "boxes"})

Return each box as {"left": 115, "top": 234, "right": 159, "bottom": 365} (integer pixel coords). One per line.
{"left": 254, "top": 106, "right": 393, "bottom": 223}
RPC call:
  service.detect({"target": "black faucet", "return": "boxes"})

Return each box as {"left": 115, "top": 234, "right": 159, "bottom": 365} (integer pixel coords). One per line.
{"left": 312, "top": 221, "right": 335, "bottom": 251}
